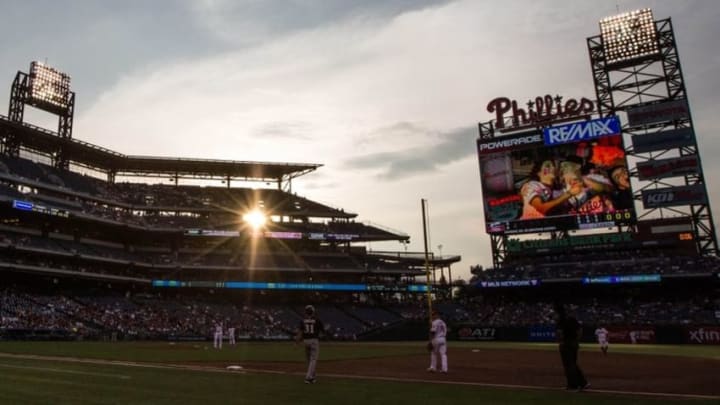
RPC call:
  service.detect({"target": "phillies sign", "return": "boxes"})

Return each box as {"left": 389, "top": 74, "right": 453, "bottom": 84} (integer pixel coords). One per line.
{"left": 487, "top": 95, "right": 595, "bottom": 132}
{"left": 543, "top": 116, "right": 621, "bottom": 146}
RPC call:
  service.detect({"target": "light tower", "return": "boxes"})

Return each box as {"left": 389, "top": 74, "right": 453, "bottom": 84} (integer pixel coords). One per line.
{"left": 3, "top": 61, "right": 75, "bottom": 169}
{"left": 587, "top": 8, "right": 717, "bottom": 256}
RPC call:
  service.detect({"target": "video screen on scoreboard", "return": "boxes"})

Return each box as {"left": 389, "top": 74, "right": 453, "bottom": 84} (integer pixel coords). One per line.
{"left": 477, "top": 116, "right": 636, "bottom": 235}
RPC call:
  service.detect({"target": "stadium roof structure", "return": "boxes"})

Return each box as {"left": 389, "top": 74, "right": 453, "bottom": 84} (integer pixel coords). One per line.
{"left": 0, "top": 115, "right": 321, "bottom": 183}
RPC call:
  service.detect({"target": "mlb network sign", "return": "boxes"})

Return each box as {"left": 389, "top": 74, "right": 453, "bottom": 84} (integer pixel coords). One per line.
{"left": 543, "top": 116, "right": 621, "bottom": 146}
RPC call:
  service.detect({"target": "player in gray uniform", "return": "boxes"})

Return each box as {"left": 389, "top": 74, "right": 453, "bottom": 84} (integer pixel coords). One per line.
{"left": 296, "top": 305, "right": 325, "bottom": 384}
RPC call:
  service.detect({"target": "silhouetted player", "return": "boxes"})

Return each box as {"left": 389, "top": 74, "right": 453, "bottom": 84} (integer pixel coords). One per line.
{"left": 296, "top": 305, "right": 324, "bottom": 384}
{"left": 555, "top": 303, "right": 589, "bottom": 391}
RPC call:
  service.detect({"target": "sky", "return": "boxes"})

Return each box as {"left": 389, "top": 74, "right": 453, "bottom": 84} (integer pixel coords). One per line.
{"left": 1, "top": 0, "right": 720, "bottom": 282}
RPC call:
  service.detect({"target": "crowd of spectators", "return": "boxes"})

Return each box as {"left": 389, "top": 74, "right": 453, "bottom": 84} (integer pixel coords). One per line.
{"left": 2, "top": 287, "right": 718, "bottom": 342}
{"left": 470, "top": 251, "right": 720, "bottom": 283}
{"left": 0, "top": 156, "right": 388, "bottom": 237}
{"left": 451, "top": 294, "right": 720, "bottom": 327}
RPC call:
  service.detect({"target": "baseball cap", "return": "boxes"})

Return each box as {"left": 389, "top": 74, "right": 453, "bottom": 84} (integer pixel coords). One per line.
{"left": 305, "top": 305, "right": 315, "bottom": 315}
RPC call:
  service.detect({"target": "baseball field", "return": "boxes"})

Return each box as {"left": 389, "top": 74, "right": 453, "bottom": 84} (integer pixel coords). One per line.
{"left": 0, "top": 341, "right": 717, "bottom": 404}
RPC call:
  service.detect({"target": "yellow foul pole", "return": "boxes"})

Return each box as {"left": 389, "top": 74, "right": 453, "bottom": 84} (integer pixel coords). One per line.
{"left": 421, "top": 198, "right": 433, "bottom": 327}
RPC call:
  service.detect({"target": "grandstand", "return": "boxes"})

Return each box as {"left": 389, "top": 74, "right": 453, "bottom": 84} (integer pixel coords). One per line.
{"left": 0, "top": 61, "right": 461, "bottom": 342}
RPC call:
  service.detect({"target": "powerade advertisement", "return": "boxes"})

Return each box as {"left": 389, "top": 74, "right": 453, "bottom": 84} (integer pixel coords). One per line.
{"left": 477, "top": 116, "right": 636, "bottom": 235}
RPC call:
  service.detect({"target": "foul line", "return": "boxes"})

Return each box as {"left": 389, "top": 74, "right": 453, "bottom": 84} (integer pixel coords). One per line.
{"left": 0, "top": 353, "right": 716, "bottom": 401}
{"left": 0, "top": 362, "right": 131, "bottom": 379}
{"left": 315, "top": 372, "right": 720, "bottom": 401}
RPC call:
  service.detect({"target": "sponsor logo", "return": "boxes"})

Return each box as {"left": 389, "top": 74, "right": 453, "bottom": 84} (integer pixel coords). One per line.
{"left": 529, "top": 326, "right": 556, "bottom": 342}
{"left": 646, "top": 192, "right": 674, "bottom": 205}
{"left": 477, "top": 134, "right": 543, "bottom": 154}
{"left": 687, "top": 327, "right": 720, "bottom": 344}
{"left": 607, "top": 327, "right": 656, "bottom": 344}
{"left": 642, "top": 185, "right": 707, "bottom": 208}
{"left": 458, "top": 327, "right": 497, "bottom": 340}
{"left": 543, "top": 116, "right": 621, "bottom": 146}
{"left": 478, "top": 280, "right": 540, "bottom": 288}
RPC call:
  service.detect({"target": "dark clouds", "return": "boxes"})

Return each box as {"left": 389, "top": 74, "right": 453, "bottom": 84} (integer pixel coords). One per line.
{"left": 0, "top": 0, "right": 450, "bottom": 108}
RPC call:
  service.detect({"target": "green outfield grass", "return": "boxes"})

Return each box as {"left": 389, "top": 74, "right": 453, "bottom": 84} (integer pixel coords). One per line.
{"left": 0, "top": 341, "right": 717, "bottom": 404}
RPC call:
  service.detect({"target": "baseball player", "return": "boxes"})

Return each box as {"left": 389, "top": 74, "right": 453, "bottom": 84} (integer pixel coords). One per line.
{"left": 296, "top": 305, "right": 324, "bottom": 384}
{"left": 594, "top": 326, "right": 609, "bottom": 355}
{"left": 213, "top": 321, "right": 223, "bottom": 349}
{"left": 228, "top": 325, "right": 236, "bottom": 346}
{"left": 427, "top": 309, "right": 448, "bottom": 373}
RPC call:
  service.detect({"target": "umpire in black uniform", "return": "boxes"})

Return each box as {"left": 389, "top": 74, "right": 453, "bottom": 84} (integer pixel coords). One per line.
{"left": 296, "top": 305, "right": 325, "bottom": 384}
{"left": 555, "top": 303, "right": 589, "bottom": 391}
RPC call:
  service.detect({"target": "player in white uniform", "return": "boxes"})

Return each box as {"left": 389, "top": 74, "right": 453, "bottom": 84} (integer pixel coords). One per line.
{"left": 213, "top": 322, "right": 223, "bottom": 349}
{"left": 427, "top": 310, "right": 448, "bottom": 373}
{"left": 594, "top": 326, "right": 609, "bottom": 355}
{"left": 228, "top": 326, "right": 236, "bottom": 346}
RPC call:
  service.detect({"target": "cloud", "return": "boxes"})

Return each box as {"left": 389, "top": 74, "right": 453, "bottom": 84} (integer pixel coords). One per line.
{"left": 345, "top": 125, "right": 477, "bottom": 179}
{"left": 190, "top": 0, "right": 452, "bottom": 45}
{"left": 253, "top": 121, "right": 315, "bottom": 139}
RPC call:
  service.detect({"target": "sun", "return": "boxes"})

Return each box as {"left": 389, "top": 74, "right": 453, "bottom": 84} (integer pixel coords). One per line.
{"left": 242, "top": 209, "right": 267, "bottom": 231}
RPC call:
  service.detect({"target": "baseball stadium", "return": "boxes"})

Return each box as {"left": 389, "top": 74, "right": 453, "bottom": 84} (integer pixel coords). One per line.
{"left": 1, "top": 7, "right": 719, "bottom": 405}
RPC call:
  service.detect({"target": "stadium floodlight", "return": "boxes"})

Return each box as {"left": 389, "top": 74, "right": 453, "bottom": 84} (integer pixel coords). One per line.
{"left": 28, "top": 61, "right": 71, "bottom": 112}
{"left": 242, "top": 209, "right": 267, "bottom": 231}
{"left": 599, "top": 8, "right": 659, "bottom": 66}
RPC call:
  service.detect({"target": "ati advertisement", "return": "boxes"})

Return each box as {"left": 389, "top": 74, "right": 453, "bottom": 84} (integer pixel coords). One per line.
{"left": 457, "top": 326, "right": 497, "bottom": 341}
{"left": 477, "top": 116, "right": 636, "bottom": 235}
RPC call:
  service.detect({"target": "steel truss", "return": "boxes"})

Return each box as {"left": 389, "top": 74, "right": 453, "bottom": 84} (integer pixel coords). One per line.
{"left": 2, "top": 70, "right": 75, "bottom": 170}
{"left": 587, "top": 18, "right": 718, "bottom": 256}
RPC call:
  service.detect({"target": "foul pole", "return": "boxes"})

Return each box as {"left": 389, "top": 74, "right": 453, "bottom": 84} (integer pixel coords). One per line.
{"left": 421, "top": 198, "right": 433, "bottom": 325}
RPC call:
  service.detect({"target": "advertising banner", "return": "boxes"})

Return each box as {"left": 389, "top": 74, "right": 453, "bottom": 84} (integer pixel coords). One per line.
{"left": 528, "top": 325, "right": 556, "bottom": 342}
{"left": 641, "top": 185, "right": 707, "bottom": 208}
{"left": 477, "top": 118, "right": 635, "bottom": 235}
{"left": 476, "top": 279, "right": 540, "bottom": 288}
{"left": 606, "top": 327, "right": 656, "bottom": 344}
{"left": 636, "top": 155, "right": 700, "bottom": 180}
{"left": 685, "top": 326, "right": 720, "bottom": 345}
{"left": 542, "top": 116, "right": 621, "bottom": 146}
{"left": 457, "top": 326, "right": 498, "bottom": 341}
{"left": 626, "top": 99, "right": 690, "bottom": 126}
{"left": 632, "top": 128, "right": 695, "bottom": 153}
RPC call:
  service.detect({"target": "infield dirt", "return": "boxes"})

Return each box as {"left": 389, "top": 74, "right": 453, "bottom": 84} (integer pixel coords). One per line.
{"left": 228, "top": 347, "right": 719, "bottom": 397}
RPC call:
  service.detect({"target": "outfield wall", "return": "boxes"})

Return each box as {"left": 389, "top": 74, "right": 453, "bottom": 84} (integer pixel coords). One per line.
{"left": 452, "top": 324, "right": 720, "bottom": 345}
{"left": 2, "top": 324, "right": 719, "bottom": 344}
